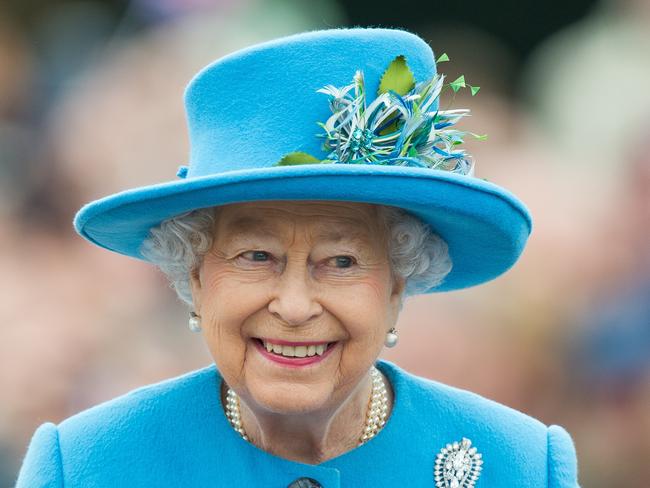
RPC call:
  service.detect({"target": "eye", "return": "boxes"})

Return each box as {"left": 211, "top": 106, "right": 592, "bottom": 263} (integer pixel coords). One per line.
{"left": 329, "top": 255, "right": 356, "bottom": 268}
{"left": 239, "top": 250, "right": 272, "bottom": 262}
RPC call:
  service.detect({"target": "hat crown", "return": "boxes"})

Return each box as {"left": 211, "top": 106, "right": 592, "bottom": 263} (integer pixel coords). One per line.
{"left": 183, "top": 28, "right": 437, "bottom": 178}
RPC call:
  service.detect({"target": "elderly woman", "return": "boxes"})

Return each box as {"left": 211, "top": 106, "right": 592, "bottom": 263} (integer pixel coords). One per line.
{"left": 16, "top": 28, "right": 580, "bottom": 487}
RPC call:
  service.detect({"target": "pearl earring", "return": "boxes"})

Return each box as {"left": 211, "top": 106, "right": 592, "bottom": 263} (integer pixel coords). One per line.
{"left": 385, "top": 327, "right": 398, "bottom": 347}
{"left": 188, "top": 311, "right": 202, "bottom": 332}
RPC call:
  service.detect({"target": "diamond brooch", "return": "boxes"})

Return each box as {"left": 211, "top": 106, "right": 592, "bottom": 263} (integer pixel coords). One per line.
{"left": 434, "top": 437, "right": 483, "bottom": 487}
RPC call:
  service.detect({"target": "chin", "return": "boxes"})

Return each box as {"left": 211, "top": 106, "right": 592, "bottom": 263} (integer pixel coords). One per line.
{"left": 248, "top": 382, "right": 333, "bottom": 416}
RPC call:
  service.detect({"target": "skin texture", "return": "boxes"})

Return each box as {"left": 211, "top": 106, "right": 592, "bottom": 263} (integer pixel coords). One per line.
{"left": 189, "top": 200, "right": 405, "bottom": 464}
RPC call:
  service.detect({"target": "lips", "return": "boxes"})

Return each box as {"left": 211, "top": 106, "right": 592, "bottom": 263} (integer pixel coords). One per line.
{"left": 252, "top": 338, "right": 338, "bottom": 367}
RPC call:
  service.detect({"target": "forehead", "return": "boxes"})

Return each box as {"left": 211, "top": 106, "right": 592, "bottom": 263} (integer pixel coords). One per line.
{"left": 215, "top": 201, "right": 382, "bottom": 243}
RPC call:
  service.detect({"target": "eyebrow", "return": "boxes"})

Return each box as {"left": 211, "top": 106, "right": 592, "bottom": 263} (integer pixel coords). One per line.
{"left": 224, "top": 216, "right": 371, "bottom": 244}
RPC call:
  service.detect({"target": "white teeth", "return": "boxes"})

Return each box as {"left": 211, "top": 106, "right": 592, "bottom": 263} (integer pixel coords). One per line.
{"left": 261, "top": 340, "right": 330, "bottom": 358}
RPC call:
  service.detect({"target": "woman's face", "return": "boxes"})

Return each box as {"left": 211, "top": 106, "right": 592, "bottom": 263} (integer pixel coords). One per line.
{"left": 189, "top": 200, "right": 404, "bottom": 416}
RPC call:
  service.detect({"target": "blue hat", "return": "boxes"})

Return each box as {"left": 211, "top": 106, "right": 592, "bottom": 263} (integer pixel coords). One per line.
{"left": 73, "top": 27, "right": 532, "bottom": 293}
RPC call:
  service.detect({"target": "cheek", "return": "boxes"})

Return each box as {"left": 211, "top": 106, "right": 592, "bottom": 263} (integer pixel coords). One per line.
{"left": 332, "top": 274, "right": 393, "bottom": 347}
{"left": 200, "top": 259, "right": 272, "bottom": 324}
{"left": 199, "top": 265, "right": 272, "bottom": 386}
{"left": 326, "top": 276, "right": 392, "bottom": 393}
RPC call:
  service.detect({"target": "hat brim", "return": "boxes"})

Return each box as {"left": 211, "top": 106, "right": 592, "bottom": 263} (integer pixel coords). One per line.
{"left": 73, "top": 164, "right": 532, "bottom": 293}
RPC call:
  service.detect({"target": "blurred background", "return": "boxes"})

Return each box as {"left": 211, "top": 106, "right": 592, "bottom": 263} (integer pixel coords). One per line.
{"left": 1, "top": 0, "right": 649, "bottom": 485}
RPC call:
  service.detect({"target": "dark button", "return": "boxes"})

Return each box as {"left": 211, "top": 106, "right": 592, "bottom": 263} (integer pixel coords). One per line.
{"left": 287, "top": 477, "right": 322, "bottom": 488}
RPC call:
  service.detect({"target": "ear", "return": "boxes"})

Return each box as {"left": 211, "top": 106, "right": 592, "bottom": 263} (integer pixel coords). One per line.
{"left": 189, "top": 267, "right": 203, "bottom": 311}
{"left": 389, "top": 274, "right": 406, "bottom": 314}
{"left": 390, "top": 274, "right": 405, "bottom": 300}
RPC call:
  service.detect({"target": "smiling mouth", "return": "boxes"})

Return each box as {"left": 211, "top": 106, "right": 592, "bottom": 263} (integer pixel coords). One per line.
{"left": 253, "top": 338, "right": 337, "bottom": 358}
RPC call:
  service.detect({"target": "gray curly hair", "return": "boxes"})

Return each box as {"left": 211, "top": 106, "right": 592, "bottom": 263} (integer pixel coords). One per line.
{"left": 140, "top": 204, "right": 452, "bottom": 309}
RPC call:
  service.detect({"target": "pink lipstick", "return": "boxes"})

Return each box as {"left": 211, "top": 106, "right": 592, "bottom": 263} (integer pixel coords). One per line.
{"left": 253, "top": 338, "right": 337, "bottom": 367}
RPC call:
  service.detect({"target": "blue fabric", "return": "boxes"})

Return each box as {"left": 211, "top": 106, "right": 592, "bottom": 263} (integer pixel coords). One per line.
{"left": 72, "top": 27, "right": 533, "bottom": 293}
{"left": 16, "top": 359, "right": 580, "bottom": 487}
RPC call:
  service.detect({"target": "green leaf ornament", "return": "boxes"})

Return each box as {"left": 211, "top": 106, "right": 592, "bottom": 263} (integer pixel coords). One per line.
{"left": 275, "top": 151, "right": 322, "bottom": 166}
{"left": 378, "top": 55, "right": 416, "bottom": 96}
{"left": 449, "top": 75, "right": 466, "bottom": 93}
{"left": 436, "top": 53, "right": 450, "bottom": 63}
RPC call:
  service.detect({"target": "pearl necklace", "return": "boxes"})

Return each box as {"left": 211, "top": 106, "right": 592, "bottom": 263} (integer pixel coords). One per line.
{"left": 224, "top": 366, "right": 389, "bottom": 446}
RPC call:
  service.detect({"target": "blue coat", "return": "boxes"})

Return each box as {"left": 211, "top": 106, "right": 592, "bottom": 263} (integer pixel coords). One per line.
{"left": 16, "top": 359, "right": 580, "bottom": 487}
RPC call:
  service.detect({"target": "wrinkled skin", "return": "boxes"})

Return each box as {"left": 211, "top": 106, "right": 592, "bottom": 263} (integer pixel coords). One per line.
{"left": 189, "top": 200, "right": 405, "bottom": 464}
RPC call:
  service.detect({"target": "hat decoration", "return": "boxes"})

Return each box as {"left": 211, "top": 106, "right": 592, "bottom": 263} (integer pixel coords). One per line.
{"left": 274, "top": 53, "right": 486, "bottom": 175}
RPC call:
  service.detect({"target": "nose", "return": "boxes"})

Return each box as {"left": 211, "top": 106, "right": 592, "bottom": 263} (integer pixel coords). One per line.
{"left": 267, "top": 258, "right": 323, "bottom": 326}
